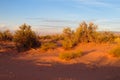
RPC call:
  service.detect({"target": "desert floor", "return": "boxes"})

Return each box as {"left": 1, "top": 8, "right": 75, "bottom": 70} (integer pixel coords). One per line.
{"left": 0, "top": 42, "right": 120, "bottom": 80}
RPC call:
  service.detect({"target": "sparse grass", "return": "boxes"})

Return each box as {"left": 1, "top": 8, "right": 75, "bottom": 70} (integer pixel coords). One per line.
{"left": 59, "top": 50, "right": 82, "bottom": 60}
{"left": 109, "top": 46, "right": 120, "bottom": 57}
{"left": 41, "top": 42, "right": 57, "bottom": 50}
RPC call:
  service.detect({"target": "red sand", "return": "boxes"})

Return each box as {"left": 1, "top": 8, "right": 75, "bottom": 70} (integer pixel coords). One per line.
{"left": 0, "top": 42, "right": 120, "bottom": 80}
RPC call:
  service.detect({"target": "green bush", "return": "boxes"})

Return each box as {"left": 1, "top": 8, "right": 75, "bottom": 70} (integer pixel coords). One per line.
{"left": 13, "top": 24, "right": 40, "bottom": 51}
{"left": 109, "top": 46, "right": 120, "bottom": 57}
{"left": 59, "top": 50, "right": 82, "bottom": 60}
{"left": 41, "top": 42, "right": 57, "bottom": 50}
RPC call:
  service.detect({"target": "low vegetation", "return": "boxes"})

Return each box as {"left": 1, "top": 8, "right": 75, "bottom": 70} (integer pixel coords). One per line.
{"left": 109, "top": 46, "right": 120, "bottom": 57}
{"left": 41, "top": 42, "right": 57, "bottom": 50}
{"left": 96, "top": 31, "right": 115, "bottom": 43}
{"left": 114, "top": 37, "right": 120, "bottom": 44}
{"left": 0, "top": 21, "right": 118, "bottom": 54}
{"left": 61, "top": 22, "right": 115, "bottom": 50}
{"left": 62, "top": 27, "right": 76, "bottom": 49}
{"left": 59, "top": 50, "right": 82, "bottom": 60}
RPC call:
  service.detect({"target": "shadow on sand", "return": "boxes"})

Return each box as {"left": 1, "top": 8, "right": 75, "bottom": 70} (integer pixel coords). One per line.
{"left": 0, "top": 54, "right": 120, "bottom": 80}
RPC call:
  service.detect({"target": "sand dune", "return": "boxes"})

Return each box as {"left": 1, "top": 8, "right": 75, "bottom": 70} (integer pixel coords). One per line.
{"left": 0, "top": 42, "right": 120, "bottom": 80}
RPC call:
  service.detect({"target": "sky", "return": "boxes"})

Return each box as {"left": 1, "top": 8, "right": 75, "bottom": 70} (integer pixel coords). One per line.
{"left": 0, "top": 0, "right": 120, "bottom": 34}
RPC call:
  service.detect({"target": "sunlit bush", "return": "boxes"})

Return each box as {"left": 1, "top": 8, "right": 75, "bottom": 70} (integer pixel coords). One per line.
{"left": 59, "top": 50, "right": 82, "bottom": 60}
{"left": 114, "top": 37, "right": 120, "bottom": 44}
{"left": 95, "top": 32, "right": 115, "bottom": 43}
{"left": 41, "top": 42, "right": 57, "bottom": 50}
{"left": 109, "top": 46, "right": 120, "bottom": 57}
{"left": 62, "top": 27, "right": 76, "bottom": 49}
{"left": 62, "top": 38, "right": 76, "bottom": 49}
{"left": 75, "top": 22, "right": 97, "bottom": 43}
{"left": 13, "top": 24, "right": 40, "bottom": 51}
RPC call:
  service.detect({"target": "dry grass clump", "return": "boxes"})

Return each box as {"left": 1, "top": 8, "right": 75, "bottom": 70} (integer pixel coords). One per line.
{"left": 59, "top": 50, "right": 82, "bottom": 60}
{"left": 41, "top": 42, "right": 57, "bottom": 50}
{"left": 109, "top": 46, "right": 120, "bottom": 57}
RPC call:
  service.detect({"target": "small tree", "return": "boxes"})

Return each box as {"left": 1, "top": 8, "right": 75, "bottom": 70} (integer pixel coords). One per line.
{"left": 14, "top": 24, "right": 40, "bottom": 51}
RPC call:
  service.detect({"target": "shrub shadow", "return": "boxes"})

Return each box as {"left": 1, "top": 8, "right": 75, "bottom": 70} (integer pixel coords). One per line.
{"left": 0, "top": 55, "right": 120, "bottom": 80}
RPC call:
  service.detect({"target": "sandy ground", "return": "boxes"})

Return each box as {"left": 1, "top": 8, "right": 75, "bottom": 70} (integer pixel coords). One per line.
{"left": 0, "top": 42, "right": 120, "bottom": 80}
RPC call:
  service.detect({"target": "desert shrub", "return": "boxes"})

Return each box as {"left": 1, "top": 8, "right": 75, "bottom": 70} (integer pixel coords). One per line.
{"left": 74, "top": 22, "right": 115, "bottom": 43}
{"left": 13, "top": 24, "right": 40, "bottom": 51}
{"left": 96, "top": 32, "right": 115, "bottom": 43}
{"left": 59, "top": 50, "right": 82, "bottom": 60}
{"left": 62, "top": 38, "right": 76, "bottom": 49}
{"left": 51, "top": 34, "right": 64, "bottom": 42}
{"left": 0, "top": 30, "right": 13, "bottom": 41}
{"left": 114, "top": 37, "right": 120, "bottom": 44}
{"left": 61, "top": 22, "right": 115, "bottom": 46}
{"left": 41, "top": 42, "right": 57, "bottom": 50}
{"left": 75, "top": 22, "right": 97, "bottom": 43}
{"left": 109, "top": 46, "right": 120, "bottom": 57}
{"left": 62, "top": 27, "right": 76, "bottom": 49}
{"left": 61, "top": 22, "right": 98, "bottom": 49}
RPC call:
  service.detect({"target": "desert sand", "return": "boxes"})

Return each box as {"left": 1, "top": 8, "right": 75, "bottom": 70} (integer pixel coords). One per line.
{"left": 0, "top": 42, "right": 120, "bottom": 80}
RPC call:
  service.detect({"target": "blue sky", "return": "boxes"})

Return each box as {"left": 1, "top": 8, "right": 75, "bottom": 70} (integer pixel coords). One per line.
{"left": 0, "top": 0, "right": 120, "bottom": 34}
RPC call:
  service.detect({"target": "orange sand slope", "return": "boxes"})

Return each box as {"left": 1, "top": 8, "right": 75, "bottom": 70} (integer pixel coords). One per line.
{"left": 0, "top": 42, "right": 120, "bottom": 80}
